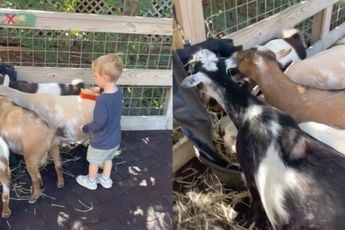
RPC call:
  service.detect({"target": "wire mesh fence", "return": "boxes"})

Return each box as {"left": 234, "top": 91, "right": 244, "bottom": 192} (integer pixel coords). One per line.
{"left": 0, "top": 29, "right": 172, "bottom": 69}
{"left": 295, "top": 16, "right": 313, "bottom": 46}
{"left": 203, "top": 0, "right": 302, "bottom": 36}
{"left": 122, "top": 85, "right": 170, "bottom": 116}
{"left": 331, "top": 1, "right": 345, "bottom": 30}
{"left": 203, "top": 0, "right": 345, "bottom": 46}
{"left": 0, "top": 0, "right": 172, "bottom": 117}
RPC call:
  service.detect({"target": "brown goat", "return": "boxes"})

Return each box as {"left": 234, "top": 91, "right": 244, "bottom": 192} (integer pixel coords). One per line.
{"left": 229, "top": 49, "right": 345, "bottom": 129}
{"left": 0, "top": 96, "right": 64, "bottom": 216}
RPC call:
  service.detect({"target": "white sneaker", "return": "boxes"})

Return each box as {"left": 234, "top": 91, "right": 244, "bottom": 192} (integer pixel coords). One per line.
{"left": 96, "top": 174, "right": 113, "bottom": 189}
{"left": 76, "top": 175, "right": 97, "bottom": 190}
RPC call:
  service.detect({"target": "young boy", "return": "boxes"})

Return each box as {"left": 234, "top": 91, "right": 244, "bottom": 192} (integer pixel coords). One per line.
{"left": 76, "top": 53, "right": 123, "bottom": 190}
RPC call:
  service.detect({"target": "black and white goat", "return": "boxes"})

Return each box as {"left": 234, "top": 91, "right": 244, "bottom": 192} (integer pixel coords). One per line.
{"left": 181, "top": 49, "right": 345, "bottom": 229}
{"left": 0, "top": 74, "right": 85, "bottom": 95}
{"left": 0, "top": 63, "right": 16, "bottom": 81}
{"left": 261, "top": 28, "right": 307, "bottom": 70}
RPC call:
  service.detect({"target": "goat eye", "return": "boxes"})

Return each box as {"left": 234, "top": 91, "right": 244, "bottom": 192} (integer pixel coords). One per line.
{"left": 228, "top": 68, "right": 238, "bottom": 77}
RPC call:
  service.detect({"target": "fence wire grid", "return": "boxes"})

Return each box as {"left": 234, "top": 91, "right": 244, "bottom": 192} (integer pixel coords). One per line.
{"left": 122, "top": 86, "right": 170, "bottom": 116}
{"left": 0, "top": 0, "right": 172, "bottom": 117}
{"left": 0, "top": 29, "right": 172, "bottom": 70}
{"left": 331, "top": 1, "right": 345, "bottom": 30}
{"left": 203, "top": 0, "right": 345, "bottom": 46}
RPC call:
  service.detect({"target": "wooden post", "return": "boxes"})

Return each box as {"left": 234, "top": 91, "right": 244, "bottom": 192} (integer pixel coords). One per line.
{"left": 0, "top": 8, "right": 172, "bottom": 35}
{"left": 311, "top": 6, "right": 333, "bottom": 43}
{"left": 307, "top": 20, "right": 345, "bottom": 56}
{"left": 164, "top": 87, "right": 173, "bottom": 130}
{"left": 173, "top": 0, "right": 206, "bottom": 45}
{"left": 173, "top": 18, "right": 184, "bottom": 49}
{"left": 173, "top": 137, "right": 195, "bottom": 173}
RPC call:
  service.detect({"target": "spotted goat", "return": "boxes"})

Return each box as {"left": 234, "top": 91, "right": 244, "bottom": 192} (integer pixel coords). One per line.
{"left": 181, "top": 49, "right": 345, "bottom": 229}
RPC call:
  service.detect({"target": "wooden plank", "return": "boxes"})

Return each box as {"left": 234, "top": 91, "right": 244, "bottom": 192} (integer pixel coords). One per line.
{"left": 319, "top": 6, "right": 333, "bottom": 40}
{"left": 121, "top": 115, "right": 172, "bottom": 130}
{"left": 311, "top": 6, "right": 333, "bottom": 42}
{"left": 0, "top": 8, "right": 172, "bottom": 35}
{"left": 173, "top": 0, "right": 206, "bottom": 44}
{"left": 173, "top": 137, "right": 195, "bottom": 173}
{"left": 15, "top": 66, "right": 172, "bottom": 86}
{"left": 164, "top": 88, "right": 173, "bottom": 128}
{"left": 311, "top": 10, "right": 324, "bottom": 42}
{"left": 223, "top": 0, "right": 339, "bottom": 49}
{"left": 307, "top": 21, "right": 345, "bottom": 56}
{"left": 172, "top": 18, "right": 184, "bottom": 49}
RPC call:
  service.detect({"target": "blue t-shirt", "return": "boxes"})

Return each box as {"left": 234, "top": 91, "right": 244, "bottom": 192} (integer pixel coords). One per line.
{"left": 82, "top": 89, "right": 122, "bottom": 149}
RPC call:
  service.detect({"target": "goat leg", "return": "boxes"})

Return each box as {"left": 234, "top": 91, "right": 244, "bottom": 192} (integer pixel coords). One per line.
{"left": 1, "top": 183, "right": 11, "bottom": 218}
{"left": 48, "top": 144, "right": 64, "bottom": 188}
{"left": 247, "top": 183, "right": 269, "bottom": 227}
{"left": 25, "top": 160, "right": 42, "bottom": 204}
{"left": 0, "top": 165, "right": 11, "bottom": 218}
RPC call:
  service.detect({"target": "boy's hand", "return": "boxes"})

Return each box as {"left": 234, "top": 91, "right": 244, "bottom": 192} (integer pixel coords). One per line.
{"left": 80, "top": 125, "right": 84, "bottom": 133}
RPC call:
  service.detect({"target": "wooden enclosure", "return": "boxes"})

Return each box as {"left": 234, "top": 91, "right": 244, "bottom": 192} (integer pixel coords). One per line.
{"left": 0, "top": 8, "right": 173, "bottom": 131}
{"left": 173, "top": 0, "right": 345, "bottom": 172}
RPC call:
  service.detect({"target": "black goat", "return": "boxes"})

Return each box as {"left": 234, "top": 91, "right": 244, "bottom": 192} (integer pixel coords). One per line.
{"left": 181, "top": 49, "right": 345, "bottom": 229}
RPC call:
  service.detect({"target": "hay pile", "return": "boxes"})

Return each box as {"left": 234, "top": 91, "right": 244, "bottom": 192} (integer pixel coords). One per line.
{"left": 9, "top": 144, "right": 82, "bottom": 202}
{"left": 209, "top": 110, "right": 239, "bottom": 167}
{"left": 173, "top": 166, "right": 266, "bottom": 230}
{"left": 173, "top": 104, "right": 273, "bottom": 229}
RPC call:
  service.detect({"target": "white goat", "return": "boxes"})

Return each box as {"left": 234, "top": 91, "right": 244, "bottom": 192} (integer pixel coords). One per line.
{"left": 284, "top": 45, "right": 345, "bottom": 90}
{"left": 299, "top": 122, "right": 345, "bottom": 155}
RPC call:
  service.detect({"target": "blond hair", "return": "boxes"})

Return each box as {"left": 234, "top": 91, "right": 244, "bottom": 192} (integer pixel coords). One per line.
{"left": 92, "top": 53, "right": 123, "bottom": 82}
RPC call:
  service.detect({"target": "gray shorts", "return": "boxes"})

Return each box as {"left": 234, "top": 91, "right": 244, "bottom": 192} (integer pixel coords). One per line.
{"left": 86, "top": 145, "right": 119, "bottom": 166}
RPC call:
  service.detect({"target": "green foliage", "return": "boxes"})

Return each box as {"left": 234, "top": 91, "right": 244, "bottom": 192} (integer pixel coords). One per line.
{"left": 1, "top": 0, "right": 76, "bottom": 12}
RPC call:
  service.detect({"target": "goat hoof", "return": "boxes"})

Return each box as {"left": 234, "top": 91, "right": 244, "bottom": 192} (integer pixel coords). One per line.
{"left": 28, "top": 195, "right": 40, "bottom": 204}
{"left": 28, "top": 199, "right": 37, "bottom": 204}
{"left": 57, "top": 182, "right": 64, "bottom": 188}
{"left": 2, "top": 209, "right": 11, "bottom": 218}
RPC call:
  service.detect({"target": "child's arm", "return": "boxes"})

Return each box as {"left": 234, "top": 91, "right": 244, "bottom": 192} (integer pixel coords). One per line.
{"left": 82, "top": 100, "right": 108, "bottom": 133}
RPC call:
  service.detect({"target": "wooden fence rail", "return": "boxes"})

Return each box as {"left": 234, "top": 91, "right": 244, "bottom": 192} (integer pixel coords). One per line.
{"left": 0, "top": 8, "right": 172, "bottom": 35}
{"left": 15, "top": 67, "right": 171, "bottom": 86}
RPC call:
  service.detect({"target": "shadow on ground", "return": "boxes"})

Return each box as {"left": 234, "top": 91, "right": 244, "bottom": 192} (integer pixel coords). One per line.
{"left": 0, "top": 131, "right": 172, "bottom": 230}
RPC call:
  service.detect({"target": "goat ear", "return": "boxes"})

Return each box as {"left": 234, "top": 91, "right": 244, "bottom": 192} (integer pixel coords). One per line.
{"left": 275, "top": 47, "right": 292, "bottom": 60}
{"left": 180, "top": 72, "right": 204, "bottom": 88}
{"left": 289, "top": 136, "right": 308, "bottom": 160}
{"left": 225, "top": 57, "right": 238, "bottom": 70}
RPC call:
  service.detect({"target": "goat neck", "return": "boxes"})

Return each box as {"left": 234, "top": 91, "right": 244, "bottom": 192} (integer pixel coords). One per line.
{"left": 230, "top": 49, "right": 345, "bottom": 128}
{"left": 230, "top": 50, "right": 304, "bottom": 113}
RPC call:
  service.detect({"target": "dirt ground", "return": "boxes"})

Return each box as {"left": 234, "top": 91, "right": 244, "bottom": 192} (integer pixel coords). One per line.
{"left": 0, "top": 130, "right": 172, "bottom": 230}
